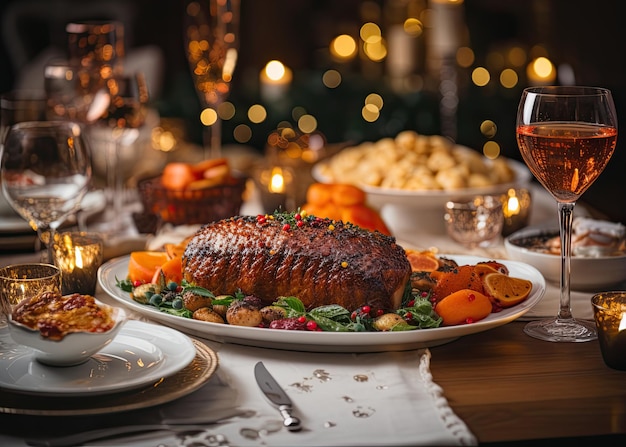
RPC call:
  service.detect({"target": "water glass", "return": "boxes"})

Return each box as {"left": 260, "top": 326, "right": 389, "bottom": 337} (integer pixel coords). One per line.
{"left": 444, "top": 195, "right": 504, "bottom": 248}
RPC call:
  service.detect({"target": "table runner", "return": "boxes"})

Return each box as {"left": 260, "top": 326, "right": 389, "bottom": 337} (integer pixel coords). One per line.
{"left": 0, "top": 334, "right": 477, "bottom": 446}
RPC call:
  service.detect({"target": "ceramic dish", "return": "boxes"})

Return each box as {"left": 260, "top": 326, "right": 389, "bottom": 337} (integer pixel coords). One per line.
{"left": 0, "top": 320, "right": 197, "bottom": 396}
{"left": 312, "top": 158, "right": 532, "bottom": 210}
{"left": 8, "top": 299, "right": 127, "bottom": 366}
{"left": 505, "top": 226, "right": 626, "bottom": 290}
{"left": 0, "top": 339, "right": 216, "bottom": 416}
{"left": 98, "top": 255, "right": 546, "bottom": 352}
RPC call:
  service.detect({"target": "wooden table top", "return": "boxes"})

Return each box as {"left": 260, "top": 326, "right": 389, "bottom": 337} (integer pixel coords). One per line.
{"left": 429, "top": 321, "right": 626, "bottom": 445}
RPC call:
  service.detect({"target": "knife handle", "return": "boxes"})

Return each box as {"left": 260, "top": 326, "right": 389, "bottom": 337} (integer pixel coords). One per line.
{"left": 278, "top": 404, "right": 302, "bottom": 432}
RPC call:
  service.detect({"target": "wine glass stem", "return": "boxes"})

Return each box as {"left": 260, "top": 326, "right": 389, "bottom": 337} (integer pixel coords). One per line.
{"left": 41, "top": 227, "right": 56, "bottom": 265}
{"left": 557, "top": 201, "right": 575, "bottom": 320}
{"left": 203, "top": 118, "right": 222, "bottom": 159}
{"left": 104, "top": 136, "right": 122, "bottom": 232}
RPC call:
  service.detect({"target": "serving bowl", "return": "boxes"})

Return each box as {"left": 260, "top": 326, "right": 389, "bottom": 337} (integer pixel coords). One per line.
{"left": 313, "top": 157, "right": 531, "bottom": 210}
{"left": 504, "top": 226, "right": 626, "bottom": 290}
{"left": 8, "top": 294, "right": 126, "bottom": 366}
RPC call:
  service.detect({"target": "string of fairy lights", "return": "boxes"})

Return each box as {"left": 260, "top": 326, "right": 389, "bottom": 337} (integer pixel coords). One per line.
{"left": 152, "top": 0, "right": 567, "bottom": 163}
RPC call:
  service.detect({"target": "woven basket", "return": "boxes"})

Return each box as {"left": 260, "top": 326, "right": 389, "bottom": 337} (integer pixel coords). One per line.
{"left": 138, "top": 176, "right": 246, "bottom": 226}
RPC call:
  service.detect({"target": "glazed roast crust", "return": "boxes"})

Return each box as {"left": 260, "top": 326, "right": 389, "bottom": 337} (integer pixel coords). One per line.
{"left": 182, "top": 215, "right": 411, "bottom": 311}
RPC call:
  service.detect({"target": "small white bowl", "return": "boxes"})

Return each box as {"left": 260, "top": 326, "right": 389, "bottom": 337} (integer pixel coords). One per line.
{"left": 505, "top": 227, "right": 626, "bottom": 290}
{"left": 8, "top": 297, "right": 126, "bottom": 367}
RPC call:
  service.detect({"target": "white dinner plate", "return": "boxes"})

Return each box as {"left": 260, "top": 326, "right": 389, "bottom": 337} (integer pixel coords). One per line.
{"left": 98, "top": 255, "right": 546, "bottom": 352}
{"left": 312, "top": 157, "right": 532, "bottom": 210}
{"left": 0, "top": 320, "right": 197, "bottom": 396}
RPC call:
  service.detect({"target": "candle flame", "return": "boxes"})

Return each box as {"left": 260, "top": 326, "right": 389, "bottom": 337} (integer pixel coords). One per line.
{"left": 619, "top": 312, "right": 626, "bottom": 332}
{"left": 269, "top": 167, "right": 285, "bottom": 193}
{"left": 265, "top": 60, "right": 286, "bottom": 81}
{"left": 505, "top": 196, "right": 520, "bottom": 216}
{"left": 75, "top": 247, "right": 84, "bottom": 269}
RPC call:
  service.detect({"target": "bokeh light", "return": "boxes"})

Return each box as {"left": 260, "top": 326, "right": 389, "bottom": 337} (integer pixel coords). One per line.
{"left": 330, "top": 34, "right": 357, "bottom": 60}
{"left": 247, "top": 104, "right": 267, "bottom": 123}
{"left": 322, "top": 69, "right": 342, "bottom": 88}
{"left": 456, "top": 47, "right": 474, "bottom": 68}
{"left": 471, "top": 67, "right": 490, "bottom": 86}
{"left": 233, "top": 124, "right": 252, "bottom": 143}
{"left": 483, "top": 141, "right": 501, "bottom": 159}
{"left": 365, "top": 93, "right": 383, "bottom": 111}
{"left": 480, "top": 120, "right": 497, "bottom": 139}
{"left": 499, "top": 68, "right": 518, "bottom": 88}
{"left": 298, "top": 114, "right": 318, "bottom": 133}
{"left": 362, "top": 103, "right": 380, "bottom": 122}
{"left": 360, "top": 23, "right": 382, "bottom": 44}
{"left": 200, "top": 107, "right": 217, "bottom": 126}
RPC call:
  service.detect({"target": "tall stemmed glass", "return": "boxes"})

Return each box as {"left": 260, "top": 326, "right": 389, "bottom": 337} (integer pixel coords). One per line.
{"left": 1, "top": 121, "right": 92, "bottom": 262}
{"left": 516, "top": 86, "right": 618, "bottom": 342}
{"left": 184, "top": 0, "right": 240, "bottom": 158}
{"left": 93, "top": 72, "right": 149, "bottom": 234}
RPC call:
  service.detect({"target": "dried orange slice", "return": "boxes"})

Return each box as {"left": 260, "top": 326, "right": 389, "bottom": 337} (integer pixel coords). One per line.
{"left": 483, "top": 273, "right": 532, "bottom": 308}
{"left": 472, "top": 263, "right": 500, "bottom": 280}
{"left": 405, "top": 250, "right": 440, "bottom": 272}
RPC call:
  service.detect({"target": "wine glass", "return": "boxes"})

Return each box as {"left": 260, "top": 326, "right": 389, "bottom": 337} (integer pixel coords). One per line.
{"left": 516, "top": 86, "right": 618, "bottom": 342}
{"left": 90, "top": 72, "right": 149, "bottom": 234}
{"left": 0, "top": 121, "right": 92, "bottom": 262}
{"left": 184, "top": 0, "right": 240, "bottom": 158}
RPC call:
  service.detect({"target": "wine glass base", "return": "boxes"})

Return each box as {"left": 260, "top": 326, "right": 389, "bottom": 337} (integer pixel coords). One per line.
{"left": 524, "top": 317, "right": 597, "bottom": 342}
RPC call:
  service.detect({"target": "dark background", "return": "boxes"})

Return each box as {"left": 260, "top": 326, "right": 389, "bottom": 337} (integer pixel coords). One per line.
{"left": 1, "top": 0, "right": 625, "bottom": 223}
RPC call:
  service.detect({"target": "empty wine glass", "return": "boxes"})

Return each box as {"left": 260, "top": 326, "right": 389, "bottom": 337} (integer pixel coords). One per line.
{"left": 184, "top": 0, "right": 240, "bottom": 158}
{"left": 516, "top": 86, "right": 618, "bottom": 342}
{"left": 1, "top": 121, "right": 92, "bottom": 261}
{"left": 90, "top": 72, "right": 149, "bottom": 234}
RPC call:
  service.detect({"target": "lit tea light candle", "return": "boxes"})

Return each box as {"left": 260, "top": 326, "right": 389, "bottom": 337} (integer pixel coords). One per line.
{"left": 260, "top": 60, "right": 292, "bottom": 103}
{"left": 52, "top": 232, "right": 103, "bottom": 295}
{"left": 269, "top": 166, "right": 286, "bottom": 194}
{"left": 501, "top": 188, "right": 531, "bottom": 236}
{"left": 591, "top": 292, "right": 626, "bottom": 371}
{"left": 254, "top": 164, "right": 294, "bottom": 213}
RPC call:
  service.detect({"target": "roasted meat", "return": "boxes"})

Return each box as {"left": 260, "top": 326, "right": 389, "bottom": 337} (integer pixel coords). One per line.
{"left": 182, "top": 214, "right": 412, "bottom": 310}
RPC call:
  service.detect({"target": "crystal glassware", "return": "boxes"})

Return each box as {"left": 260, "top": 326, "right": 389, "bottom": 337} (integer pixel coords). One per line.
{"left": 90, "top": 72, "right": 149, "bottom": 234}
{"left": 1, "top": 121, "right": 92, "bottom": 262}
{"left": 0, "top": 263, "right": 61, "bottom": 315}
{"left": 516, "top": 86, "right": 618, "bottom": 342}
{"left": 444, "top": 195, "right": 504, "bottom": 249}
{"left": 184, "top": 0, "right": 240, "bottom": 158}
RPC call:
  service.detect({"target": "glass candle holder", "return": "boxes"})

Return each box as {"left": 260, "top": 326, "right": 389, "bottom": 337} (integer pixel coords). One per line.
{"left": 501, "top": 188, "right": 532, "bottom": 236}
{"left": 444, "top": 195, "right": 504, "bottom": 248}
{"left": 52, "top": 232, "right": 104, "bottom": 295}
{"left": 0, "top": 263, "right": 61, "bottom": 315}
{"left": 591, "top": 292, "right": 626, "bottom": 371}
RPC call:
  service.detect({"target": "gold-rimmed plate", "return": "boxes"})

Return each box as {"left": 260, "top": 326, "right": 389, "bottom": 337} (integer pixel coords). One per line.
{"left": 0, "top": 339, "right": 217, "bottom": 415}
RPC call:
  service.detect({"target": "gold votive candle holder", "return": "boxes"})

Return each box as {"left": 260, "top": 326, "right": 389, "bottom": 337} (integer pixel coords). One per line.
{"left": 591, "top": 291, "right": 626, "bottom": 371}
{"left": 501, "top": 188, "right": 532, "bottom": 236}
{"left": 52, "top": 232, "right": 104, "bottom": 296}
{"left": 0, "top": 263, "right": 61, "bottom": 315}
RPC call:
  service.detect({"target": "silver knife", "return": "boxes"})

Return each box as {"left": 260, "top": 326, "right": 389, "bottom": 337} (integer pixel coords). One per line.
{"left": 254, "top": 361, "right": 302, "bottom": 432}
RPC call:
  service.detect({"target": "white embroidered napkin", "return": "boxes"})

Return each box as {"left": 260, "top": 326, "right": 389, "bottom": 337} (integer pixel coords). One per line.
{"left": 161, "top": 341, "right": 478, "bottom": 447}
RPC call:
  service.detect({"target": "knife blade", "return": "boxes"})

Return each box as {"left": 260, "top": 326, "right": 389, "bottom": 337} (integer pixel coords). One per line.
{"left": 254, "top": 361, "right": 302, "bottom": 432}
